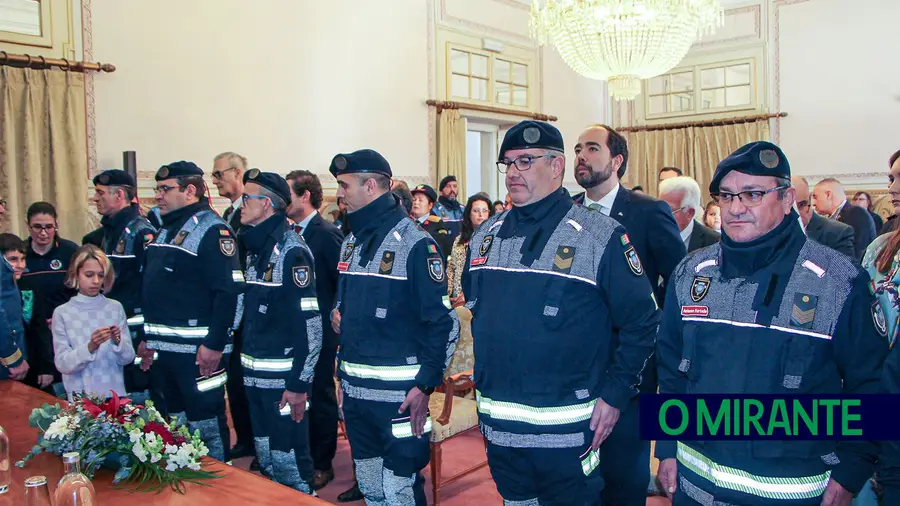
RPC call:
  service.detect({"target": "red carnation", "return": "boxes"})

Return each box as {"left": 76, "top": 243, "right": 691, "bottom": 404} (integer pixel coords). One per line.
{"left": 142, "top": 422, "right": 176, "bottom": 446}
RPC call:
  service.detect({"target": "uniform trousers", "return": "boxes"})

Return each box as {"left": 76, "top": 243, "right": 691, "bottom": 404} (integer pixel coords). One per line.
{"left": 343, "top": 394, "right": 430, "bottom": 506}
{"left": 226, "top": 326, "right": 255, "bottom": 449}
{"left": 150, "top": 351, "right": 230, "bottom": 462}
{"left": 599, "top": 397, "right": 650, "bottom": 506}
{"left": 246, "top": 384, "right": 315, "bottom": 493}
{"left": 675, "top": 465, "right": 824, "bottom": 506}
{"left": 308, "top": 340, "right": 339, "bottom": 471}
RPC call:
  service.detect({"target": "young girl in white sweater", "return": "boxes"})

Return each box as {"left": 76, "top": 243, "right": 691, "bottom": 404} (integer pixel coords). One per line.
{"left": 52, "top": 245, "right": 134, "bottom": 401}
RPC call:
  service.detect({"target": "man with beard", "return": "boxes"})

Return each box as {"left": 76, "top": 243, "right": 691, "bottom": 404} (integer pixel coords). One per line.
{"left": 433, "top": 175, "right": 465, "bottom": 221}
{"left": 572, "top": 125, "right": 685, "bottom": 506}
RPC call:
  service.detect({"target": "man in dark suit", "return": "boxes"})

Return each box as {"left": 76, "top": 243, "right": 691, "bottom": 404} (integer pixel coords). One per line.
{"left": 658, "top": 175, "right": 720, "bottom": 253}
{"left": 286, "top": 170, "right": 344, "bottom": 490}
{"left": 572, "top": 125, "right": 686, "bottom": 506}
{"left": 211, "top": 152, "right": 255, "bottom": 462}
{"left": 792, "top": 177, "right": 855, "bottom": 258}
{"left": 812, "top": 178, "right": 875, "bottom": 262}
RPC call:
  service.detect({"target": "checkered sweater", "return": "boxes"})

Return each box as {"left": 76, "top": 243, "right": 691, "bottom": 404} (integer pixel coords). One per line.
{"left": 52, "top": 293, "right": 135, "bottom": 400}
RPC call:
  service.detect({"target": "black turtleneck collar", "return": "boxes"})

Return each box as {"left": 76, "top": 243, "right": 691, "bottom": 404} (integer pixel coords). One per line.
{"left": 241, "top": 213, "right": 286, "bottom": 273}
{"left": 346, "top": 192, "right": 407, "bottom": 265}
{"left": 498, "top": 187, "right": 573, "bottom": 266}
{"left": 160, "top": 201, "right": 209, "bottom": 229}
{"left": 101, "top": 204, "right": 140, "bottom": 232}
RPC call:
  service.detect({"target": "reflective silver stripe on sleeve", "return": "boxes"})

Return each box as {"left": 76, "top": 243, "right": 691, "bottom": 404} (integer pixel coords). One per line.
{"left": 476, "top": 390, "right": 596, "bottom": 426}
{"left": 126, "top": 315, "right": 145, "bottom": 326}
{"left": 480, "top": 422, "right": 585, "bottom": 449}
{"left": 340, "top": 361, "right": 420, "bottom": 381}
{"left": 196, "top": 371, "right": 228, "bottom": 392}
{"left": 299, "top": 316, "right": 323, "bottom": 383}
{"left": 243, "top": 376, "right": 286, "bottom": 389}
{"left": 144, "top": 323, "right": 209, "bottom": 338}
{"left": 240, "top": 354, "right": 293, "bottom": 372}
{"left": 391, "top": 417, "right": 432, "bottom": 438}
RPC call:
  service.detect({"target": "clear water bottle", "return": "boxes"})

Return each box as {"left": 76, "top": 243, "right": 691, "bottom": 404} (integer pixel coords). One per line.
{"left": 0, "top": 425, "right": 9, "bottom": 494}
{"left": 55, "top": 452, "right": 97, "bottom": 506}
{"left": 24, "top": 475, "right": 53, "bottom": 506}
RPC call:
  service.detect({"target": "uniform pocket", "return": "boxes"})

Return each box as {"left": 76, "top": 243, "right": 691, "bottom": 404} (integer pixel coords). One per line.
{"left": 780, "top": 336, "right": 816, "bottom": 391}
{"left": 680, "top": 324, "right": 700, "bottom": 391}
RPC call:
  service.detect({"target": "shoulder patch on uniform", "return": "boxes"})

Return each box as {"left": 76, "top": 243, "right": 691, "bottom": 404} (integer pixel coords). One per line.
{"left": 219, "top": 237, "right": 236, "bottom": 257}
{"left": 219, "top": 229, "right": 231, "bottom": 236}
{"left": 620, "top": 234, "right": 630, "bottom": 246}
{"left": 552, "top": 246, "right": 575, "bottom": 274}
{"left": 790, "top": 293, "right": 817, "bottom": 330}
{"left": 691, "top": 277, "right": 711, "bottom": 303}
{"left": 624, "top": 247, "right": 643, "bottom": 276}
{"left": 427, "top": 243, "right": 438, "bottom": 255}
{"left": 428, "top": 258, "right": 444, "bottom": 283}
{"left": 480, "top": 235, "right": 493, "bottom": 257}
{"left": 379, "top": 251, "right": 395, "bottom": 275}
{"left": 872, "top": 301, "right": 888, "bottom": 338}
{"left": 293, "top": 266, "right": 310, "bottom": 288}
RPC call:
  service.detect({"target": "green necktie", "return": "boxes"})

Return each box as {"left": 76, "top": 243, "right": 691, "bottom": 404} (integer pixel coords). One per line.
{"left": 588, "top": 203, "right": 602, "bottom": 213}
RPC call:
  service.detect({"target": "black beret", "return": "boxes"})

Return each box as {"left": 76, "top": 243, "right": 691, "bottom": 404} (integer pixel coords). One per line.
{"left": 499, "top": 120, "right": 564, "bottom": 159}
{"left": 710, "top": 141, "right": 791, "bottom": 193}
{"left": 411, "top": 184, "right": 437, "bottom": 203}
{"left": 243, "top": 169, "right": 291, "bottom": 205}
{"left": 156, "top": 161, "right": 203, "bottom": 181}
{"left": 93, "top": 169, "right": 135, "bottom": 188}
{"left": 329, "top": 149, "right": 392, "bottom": 178}
{"left": 439, "top": 175, "right": 457, "bottom": 191}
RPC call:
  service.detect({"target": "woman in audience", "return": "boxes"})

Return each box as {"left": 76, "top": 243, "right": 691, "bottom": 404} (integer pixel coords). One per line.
{"left": 52, "top": 245, "right": 133, "bottom": 401}
{"left": 447, "top": 194, "right": 494, "bottom": 306}
{"left": 853, "top": 190, "right": 884, "bottom": 235}
{"left": 703, "top": 200, "right": 721, "bottom": 232}
{"left": 492, "top": 200, "right": 505, "bottom": 215}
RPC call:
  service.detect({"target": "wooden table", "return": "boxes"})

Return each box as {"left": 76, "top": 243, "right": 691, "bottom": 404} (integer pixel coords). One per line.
{"left": 0, "top": 380, "right": 330, "bottom": 505}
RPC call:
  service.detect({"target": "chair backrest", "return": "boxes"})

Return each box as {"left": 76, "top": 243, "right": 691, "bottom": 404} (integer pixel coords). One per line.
{"left": 444, "top": 306, "right": 474, "bottom": 377}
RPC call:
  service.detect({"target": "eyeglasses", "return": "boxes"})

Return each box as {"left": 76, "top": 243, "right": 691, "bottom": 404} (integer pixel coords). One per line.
{"left": 30, "top": 223, "right": 55, "bottom": 233}
{"left": 212, "top": 167, "right": 238, "bottom": 180}
{"left": 154, "top": 184, "right": 182, "bottom": 195}
{"left": 496, "top": 154, "right": 557, "bottom": 174}
{"left": 671, "top": 207, "right": 689, "bottom": 215}
{"left": 241, "top": 194, "right": 270, "bottom": 204}
{"left": 711, "top": 185, "right": 789, "bottom": 207}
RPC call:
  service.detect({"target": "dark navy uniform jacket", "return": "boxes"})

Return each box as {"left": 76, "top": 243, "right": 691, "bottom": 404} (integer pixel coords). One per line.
{"left": 462, "top": 188, "right": 659, "bottom": 443}
{"left": 141, "top": 202, "right": 244, "bottom": 355}
{"left": 656, "top": 214, "right": 885, "bottom": 502}
{"left": 240, "top": 213, "right": 321, "bottom": 394}
{"left": 101, "top": 205, "right": 156, "bottom": 337}
{"left": 335, "top": 193, "right": 459, "bottom": 402}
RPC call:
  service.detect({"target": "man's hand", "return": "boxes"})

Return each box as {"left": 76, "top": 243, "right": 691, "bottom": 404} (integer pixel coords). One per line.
{"left": 331, "top": 309, "right": 341, "bottom": 335}
{"left": 589, "top": 398, "right": 620, "bottom": 449}
{"left": 657, "top": 458, "right": 678, "bottom": 499}
{"left": 820, "top": 479, "right": 853, "bottom": 506}
{"left": 88, "top": 327, "right": 113, "bottom": 353}
{"left": 137, "top": 341, "right": 155, "bottom": 372}
{"left": 37, "top": 374, "right": 53, "bottom": 388}
{"left": 195, "top": 345, "right": 223, "bottom": 377}
{"left": 280, "top": 390, "right": 309, "bottom": 423}
{"left": 399, "top": 387, "right": 430, "bottom": 438}
{"left": 8, "top": 360, "right": 29, "bottom": 381}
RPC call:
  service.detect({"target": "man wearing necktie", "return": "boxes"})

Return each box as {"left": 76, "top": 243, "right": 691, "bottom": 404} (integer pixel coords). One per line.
{"left": 571, "top": 125, "right": 686, "bottom": 506}
{"left": 211, "top": 151, "right": 255, "bottom": 464}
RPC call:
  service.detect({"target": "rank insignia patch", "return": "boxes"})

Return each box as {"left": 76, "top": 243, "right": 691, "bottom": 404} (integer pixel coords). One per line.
{"left": 624, "top": 247, "right": 643, "bottom": 276}
{"left": 552, "top": 246, "right": 575, "bottom": 274}
{"left": 219, "top": 238, "right": 236, "bottom": 257}
{"left": 480, "top": 235, "right": 494, "bottom": 257}
{"left": 174, "top": 230, "right": 189, "bottom": 246}
{"left": 293, "top": 266, "right": 310, "bottom": 288}
{"left": 691, "top": 277, "right": 711, "bottom": 303}
{"left": 872, "top": 301, "right": 888, "bottom": 338}
{"left": 263, "top": 263, "right": 274, "bottom": 282}
{"left": 379, "top": 251, "right": 395, "bottom": 275}
{"left": 342, "top": 243, "right": 355, "bottom": 261}
{"left": 790, "top": 293, "right": 818, "bottom": 330}
{"left": 428, "top": 258, "right": 444, "bottom": 283}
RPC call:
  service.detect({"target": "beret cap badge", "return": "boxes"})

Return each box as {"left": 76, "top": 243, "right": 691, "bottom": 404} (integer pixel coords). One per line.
{"left": 334, "top": 156, "right": 348, "bottom": 171}
{"left": 97, "top": 174, "right": 110, "bottom": 185}
{"left": 523, "top": 127, "right": 541, "bottom": 144}
{"left": 157, "top": 166, "right": 170, "bottom": 179}
{"left": 758, "top": 149, "right": 780, "bottom": 169}
{"left": 247, "top": 168, "right": 260, "bottom": 180}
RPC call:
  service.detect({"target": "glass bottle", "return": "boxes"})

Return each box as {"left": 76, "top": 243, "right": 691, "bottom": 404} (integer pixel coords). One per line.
{"left": 24, "top": 475, "right": 53, "bottom": 506}
{"left": 55, "top": 452, "right": 97, "bottom": 506}
{"left": 0, "top": 425, "right": 9, "bottom": 494}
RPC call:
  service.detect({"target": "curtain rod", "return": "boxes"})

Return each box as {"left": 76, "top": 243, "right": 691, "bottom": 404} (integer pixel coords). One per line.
{"left": 617, "top": 112, "right": 787, "bottom": 133}
{"left": 0, "top": 51, "right": 116, "bottom": 73}
{"left": 426, "top": 99, "right": 558, "bottom": 122}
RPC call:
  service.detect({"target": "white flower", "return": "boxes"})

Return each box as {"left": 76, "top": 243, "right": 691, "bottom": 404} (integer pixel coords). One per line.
{"left": 165, "top": 461, "right": 178, "bottom": 472}
{"left": 187, "top": 462, "right": 201, "bottom": 471}
{"left": 129, "top": 430, "right": 142, "bottom": 443}
{"left": 150, "top": 453, "right": 162, "bottom": 464}
{"left": 165, "top": 444, "right": 178, "bottom": 455}
{"left": 132, "top": 441, "right": 148, "bottom": 463}
{"left": 44, "top": 416, "right": 73, "bottom": 440}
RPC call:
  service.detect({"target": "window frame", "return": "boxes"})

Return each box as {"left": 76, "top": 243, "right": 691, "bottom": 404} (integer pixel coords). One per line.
{"left": 643, "top": 57, "right": 758, "bottom": 120}
{"left": 446, "top": 42, "right": 531, "bottom": 110}
{"left": 0, "top": 0, "right": 53, "bottom": 48}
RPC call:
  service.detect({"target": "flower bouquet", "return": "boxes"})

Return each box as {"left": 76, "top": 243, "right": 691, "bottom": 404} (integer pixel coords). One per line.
{"left": 16, "top": 391, "right": 220, "bottom": 493}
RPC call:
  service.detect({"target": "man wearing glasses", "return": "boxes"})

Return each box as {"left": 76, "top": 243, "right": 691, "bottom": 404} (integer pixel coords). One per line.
{"left": 656, "top": 141, "right": 885, "bottom": 506}
{"left": 462, "top": 120, "right": 659, "bottom": 504}
{"left": 141, "top": 161, "right": 245, "bottom": 463}
{"left": 791, "top": 176, "right": 854, "bottom": 258}
{"left": 659, "top": 176, "right": 720, "bottom": 254}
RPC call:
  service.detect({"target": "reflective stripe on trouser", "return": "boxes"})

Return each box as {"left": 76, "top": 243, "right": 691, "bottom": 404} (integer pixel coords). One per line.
{"left": 149, "top": 352, "right": 230, "bottom": 462}
{"left": 342, "top": 396, "right": 428, "bottom": 506}
{"left": 476, "top": 390, "right": 596, "bottom": 426}
{"left": 676, "top": 442, "right": 830, "bottom": 501}
{"left": 340, "top": 361, "right": 420, "bottom": 381}
{"left": 246, "top": 385, "right": 314, "bottom": 494}
{"left": 144, "top": 323, "right": 209, "bottom": 339}
{"left": 241, "top": 353, "right": 293, "bottom": 372}
{"left": 126, "top": 314, "right": 145, "bottom": 327}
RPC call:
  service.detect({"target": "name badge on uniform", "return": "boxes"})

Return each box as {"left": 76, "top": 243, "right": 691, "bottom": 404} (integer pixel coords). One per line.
{"left": 790, "top": 293, "right": 818, "bottom": 330}
{"left": 338, "top": 261, "right": 350, "bottom": 271}
{"left": 379, "top": 251, "right": 395, "bottom": 275}
{"left": 624, "top": 247, "right": 643, "bottom": 276}
{"left": 681, "top": 306, "right": 709, "bottom": 317}
{"left": 552, "top": 246, "right": 575, "bottom": 274}
{"left": 293, "top": 266, "right": 310, "bottom": 288}
{"left": 691, "top": 277, "right": 711, "bottom": 303}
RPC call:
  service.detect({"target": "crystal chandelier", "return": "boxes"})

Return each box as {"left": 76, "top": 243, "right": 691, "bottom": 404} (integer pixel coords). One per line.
{"left": 531, "top": 0, "right": 723, "bottom": 101}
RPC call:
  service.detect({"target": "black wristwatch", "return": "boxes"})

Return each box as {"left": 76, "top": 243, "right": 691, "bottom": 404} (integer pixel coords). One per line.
{"left": 416, "top": 384, "right": 435, "bottom": 395}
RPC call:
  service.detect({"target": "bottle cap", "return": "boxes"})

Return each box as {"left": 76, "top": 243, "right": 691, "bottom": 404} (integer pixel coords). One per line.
{"left": 25, "top": 476, "right": 48, "bottom": 487}
{"left": 62, "top": 452, "right": 81, "bottom": 464}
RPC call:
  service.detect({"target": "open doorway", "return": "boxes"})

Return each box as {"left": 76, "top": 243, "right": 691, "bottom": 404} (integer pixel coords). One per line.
{"left": 464, "top": 122, "right": 501, "bottom": 201}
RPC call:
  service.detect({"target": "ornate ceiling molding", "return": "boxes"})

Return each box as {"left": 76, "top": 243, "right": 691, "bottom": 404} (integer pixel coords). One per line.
{"left": 692, "top": 4, "right": 762, "bottom": 49}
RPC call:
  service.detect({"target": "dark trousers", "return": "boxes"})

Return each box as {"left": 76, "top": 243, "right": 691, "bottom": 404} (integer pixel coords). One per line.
{"left": 246, "top": 385, "right": 315, "bottom": 493}
{"left": 484, "top": 429, "right": 603, "bottom": 506}
{"left": 343, "top": 395, "right": 429, "bottom": 505}
{"left": 599, "top": 397, "right": 649, "bottom": 506}
{"left": 226, "top": 327, "right": 254, "bottom": 449}
{"left": 150, "top": 351, "right": 230, "bottom": 462}
{"left": 309, "top": 340, "right": 339, "bottom": 471}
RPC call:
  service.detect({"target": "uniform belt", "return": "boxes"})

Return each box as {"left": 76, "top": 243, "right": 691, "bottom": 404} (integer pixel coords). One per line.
{"left": 240, "top": 353, "right": 293, "bottom": 372}
{"left": 676, "top": 442, "right": 830, "bottom": 500}
{"left": 476, "top": 390, "right": 596, "bottom": 426}
{"left": 339, "top": 361, "right": 420, "bottom": 381}
{"left": 144, "top": 323, "right": 209, "bottom": 339}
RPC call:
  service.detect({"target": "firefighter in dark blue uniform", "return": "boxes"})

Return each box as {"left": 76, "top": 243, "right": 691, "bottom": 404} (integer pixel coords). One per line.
{"left": 330, "top": 149, "right": 459, "bottom": 506}
{"left": 91, "top": 169, "right": 157, "bottom": 397}
{"left": 238, "top": 170, "right": 320, "bottom": 493}
{"left": 655, "top": 142, "right": 886, "bottom": 505}
{"left": 460, "top": 120, "right": 660, "bottom": 505}
{"left": 141, "top": 161, "right": 245, "bottom": 462}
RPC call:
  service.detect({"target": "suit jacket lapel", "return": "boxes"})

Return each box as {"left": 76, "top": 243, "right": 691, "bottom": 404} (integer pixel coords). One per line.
{"left": 609, "top": 187, "right": 629, "bottom": 222}
{"left": 302, "top": 213, "right": 321, "bottom": 240}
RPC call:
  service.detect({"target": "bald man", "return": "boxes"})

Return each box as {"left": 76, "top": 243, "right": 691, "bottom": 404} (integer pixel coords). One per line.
{"left": 812, "top": 178, "right": 875, "bottom": 262}
{"left": 792, "top": 177, "right": 854, "bottom": 258}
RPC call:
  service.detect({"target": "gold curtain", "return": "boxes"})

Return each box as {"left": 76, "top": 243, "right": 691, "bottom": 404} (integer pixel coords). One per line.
{"left": 0, "top": 67, "right": 89, "bottom": 239}
{"left": 627, "top": 119, "right": 771, "bottom": 203}
{"left": 436, "top": 108, "right": 467, "bottom": 195}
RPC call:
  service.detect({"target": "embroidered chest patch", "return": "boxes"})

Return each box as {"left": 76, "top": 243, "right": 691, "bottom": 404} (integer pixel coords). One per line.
{"left": 293, "top": 266, "right": 310, "bottom": 287}
{"left": 116, "top": 239, "right": 126, "bottom": 254}
{"left": 552, "top": 246, "right": 575, "bottom": 274}
{"left": 50, "top": 259, "right": 62, "bottom": 270}
{"left": 342, "top": 243, "right": 355, "bottom": 262}
{"left": 379, "top": 251, "right": 395, "bottom": 275}
{"left": 690, "top": 277, "right": 711, "bottom": 303}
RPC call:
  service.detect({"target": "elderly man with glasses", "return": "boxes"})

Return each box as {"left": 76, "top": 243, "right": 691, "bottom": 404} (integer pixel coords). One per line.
{"left": 655, "top": 141, "right": 885, "bottom": 506}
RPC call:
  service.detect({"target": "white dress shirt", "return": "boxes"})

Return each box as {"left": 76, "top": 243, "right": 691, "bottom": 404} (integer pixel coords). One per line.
{"left": 680, "top": 219, "right": 695, "bottom": 248}
{"left": 583, "top": 183, "right": 620, "bottom": 216}
{"left": 294, "top": 210, "right": 317, "bottom": 235}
